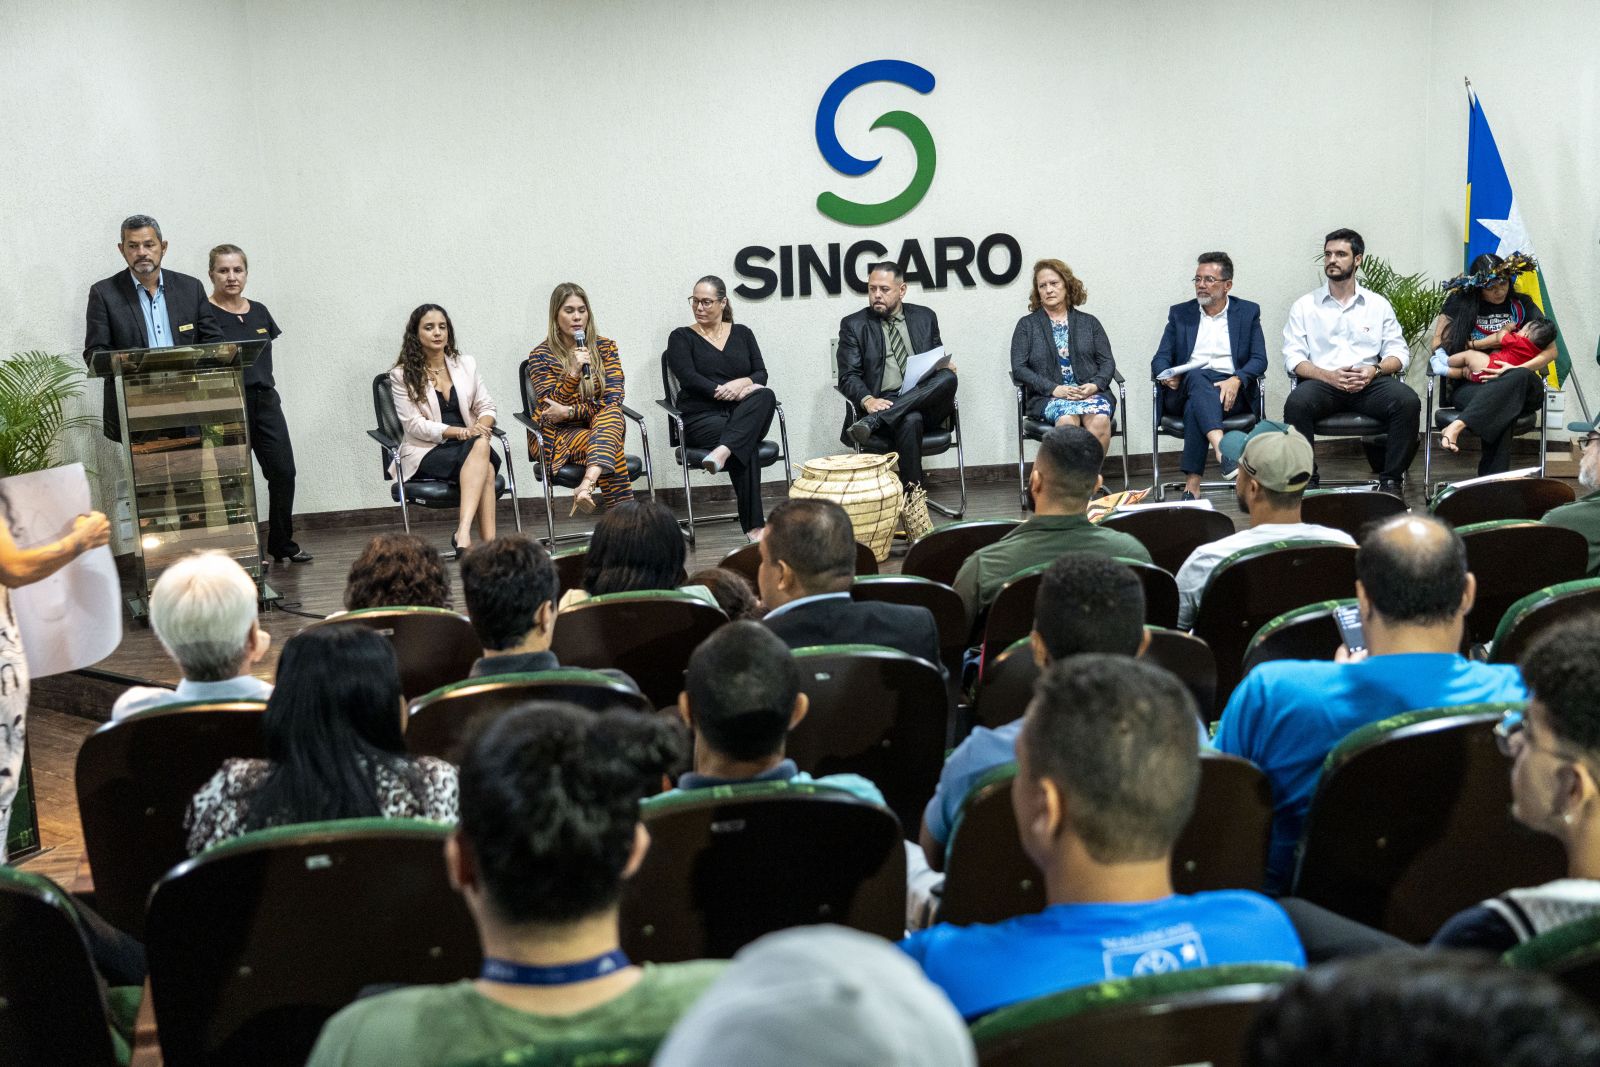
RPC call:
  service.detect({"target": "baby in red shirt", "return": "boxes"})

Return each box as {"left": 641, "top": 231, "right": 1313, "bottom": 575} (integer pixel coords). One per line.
{"left": 1447, "top": 317, "right": 1558, "bottom": 383}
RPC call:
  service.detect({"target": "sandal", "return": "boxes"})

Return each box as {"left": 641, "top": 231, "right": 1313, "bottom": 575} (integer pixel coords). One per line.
{"left": 570, "top": 477, "right": 599, "bottom": 516}
{"left": 1432, "top": 430, "right": 1461, "bottom": 454}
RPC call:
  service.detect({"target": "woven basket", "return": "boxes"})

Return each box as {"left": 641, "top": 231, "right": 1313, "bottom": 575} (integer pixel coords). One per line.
{"left": 789, "top": 452, "right": 904, "bottom": 562}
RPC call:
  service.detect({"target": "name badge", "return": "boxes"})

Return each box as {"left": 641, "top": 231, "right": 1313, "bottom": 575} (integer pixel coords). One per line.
{"left": 178, "top": 323, "right": 194, "bottom": 333}
{"left": 256, "top": 328, "right": 269, "bottom": 334}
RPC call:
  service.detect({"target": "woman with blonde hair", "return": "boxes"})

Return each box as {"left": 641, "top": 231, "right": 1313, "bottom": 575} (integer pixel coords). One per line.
{"left": 526, "top": 283, "right": 632, "bottom": 514}
{"left": 1009, "top": 258, "right": 1117, "bottom": 451}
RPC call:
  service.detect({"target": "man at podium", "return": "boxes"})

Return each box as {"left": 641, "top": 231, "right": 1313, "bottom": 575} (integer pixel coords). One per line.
{"left": 83, "top": 214, "right": 223, "bottom": 441}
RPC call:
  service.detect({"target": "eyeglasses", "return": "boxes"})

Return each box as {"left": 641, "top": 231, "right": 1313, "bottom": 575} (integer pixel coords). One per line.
{"left": 1192, "top": 276, "right": 1227, "bottom": 286}
{"left": 688, "top": 297, "right": 720, "bottom": 309}
{"left": 1582, "top": 432, "right": 1600, "bottom": 448}
{"left": 1495, "top": 707, "right": 1573, "bottom": 761}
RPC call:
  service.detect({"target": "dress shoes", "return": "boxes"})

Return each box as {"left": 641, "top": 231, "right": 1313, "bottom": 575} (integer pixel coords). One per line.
{"left": 847, "top": 415, "right": 880, "bottom": 447}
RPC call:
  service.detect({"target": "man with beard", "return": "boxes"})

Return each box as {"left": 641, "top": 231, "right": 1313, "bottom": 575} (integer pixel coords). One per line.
{"left": 1281, "top": 228, "right": 1419, "bottom": 494}
{"left": 1173, "top": 422, "right": 1353, "bottom": 630}
{"left": 835, "top": 262, "right": 958, "bottom": 536}
{"left": 1151, "top": 251, "right": 1268, "bottom": 500}
{"left": 1542, "top": 419, "right": 1600, "bottom": 574}
{"left": 85, "top": 214, "right": 223, "bottom": 441}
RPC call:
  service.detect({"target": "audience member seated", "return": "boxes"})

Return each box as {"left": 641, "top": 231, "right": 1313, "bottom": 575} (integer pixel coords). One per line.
{"left": 343, "top": 532, "right": 452, "bottom": 611}
{"left": 901, "top": 656, "right": 1304, "bottom": 1020}
{"left": 920, "top": 553, "right": 1148, "bottom": 870}
{"left": 1433, "top": 616, "right": 1600, "bottom": 952}
{"left": 1214, "top": 514, "right": 1527, "bottom": 892}
{"left": 559, "top": 499, "right": 687, "bottom": 610}
{"left": 185, "top": 624, "right": 458, "bottom": 854}
{"left": 687, "top": 566, "right": 763, "bottom": 620}
{"left": 1246, "top": 951, "right": 1600, "bottom": 1067}
{"left": 759, "top": 499, "right": 942, "bottom": 671}
{"left": 307, "top": 703, "right": 720, "bottom": 1067}
{"left": 653, "top": 925, "right": 976, "bottom": 1067}
{"left": 1174, "top": 422, "right": 1354, "bottom": 630}
{"left": 111, "top": 550, "right": 273, "bottom": 721}
{"left": 1543, "top": 418, "right": 1600, "bottom": 576}
{"left": 459, "top": 534, "right": 639, "bottom": 691}
{"left": 953, "top": 424, "right": 1150, "bottom": 638}
{"left": 663, "top": 621, "right": 884, "bottom": 804}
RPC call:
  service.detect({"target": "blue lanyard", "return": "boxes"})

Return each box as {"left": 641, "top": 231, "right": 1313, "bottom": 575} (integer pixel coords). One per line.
{"left": 480, "top": 950, "right": 631, "bottom": 986}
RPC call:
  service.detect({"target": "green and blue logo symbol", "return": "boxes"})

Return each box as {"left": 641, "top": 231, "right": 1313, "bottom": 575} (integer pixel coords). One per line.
{"left": 815, "top": 60, "right": 936, "bottom": 227}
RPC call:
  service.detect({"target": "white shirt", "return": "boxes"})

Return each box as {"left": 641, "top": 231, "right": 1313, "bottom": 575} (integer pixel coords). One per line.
{"left": 1192, "top": 297, "right": 1234, "bottom": 374}
{"left": 111, "top": 674, "right": 275, "bottom": 722}
{"left": 1282, "top": 283, "right": 1410, "bottom": 376}
{"left": 761, "top": 590, "right": 850, "bottom": 620}
{"left": 1175, "top": 522, "right": 1357, "bottom": 630}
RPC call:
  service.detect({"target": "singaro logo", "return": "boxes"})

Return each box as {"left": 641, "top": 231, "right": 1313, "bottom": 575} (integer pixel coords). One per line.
{"left": 815, "top": 59, "right": 937, "bottom": 227}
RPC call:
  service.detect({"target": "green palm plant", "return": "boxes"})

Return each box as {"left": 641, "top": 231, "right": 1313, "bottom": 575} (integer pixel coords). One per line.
{"left": 0, "top": 351, "right": 97, "bottom": 476}
{"left": 1357, "top": 256, "right": 1447, "bottom": 386}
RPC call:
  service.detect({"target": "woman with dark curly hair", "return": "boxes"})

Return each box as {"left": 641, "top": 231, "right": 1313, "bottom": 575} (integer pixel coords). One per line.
{"left": 306, "top": 703, "right": 718, "bottom": 1066}
{"left": 1430, "top": 252, "right": 1552, "bottom": 474}
{"left": 389, "top": 304, "right": 500, "bottom": 555}
{"left": 525, "top": 283, "right": 632, "bottom": 516}
{"left": 185, "top": 624, "right": 458, "bottom": 854}
{"left": 344, "top": 532, "right": 452, "bottom": 611}
{"left": 559, "top": 500, "right": 687, "bottom": 609}
{"left": 1010, "top": 258, "right": 1117, "bottom": 451}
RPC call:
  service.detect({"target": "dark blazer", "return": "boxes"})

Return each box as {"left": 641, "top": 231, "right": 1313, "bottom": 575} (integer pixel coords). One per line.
{"left": 835, "top": 302, "right": 942, "bottom": 433}
{"left": 84, "top": 269, "right": 223, "bottom": 440}
{"left": 763, "top": 595, "right": 944, "bottom": 676}
{"left": 1010, "top": 307, "right": 1117, "bottom": 419}
{"left": 1150, "top": 297, "right": 1268, "bottom": 384}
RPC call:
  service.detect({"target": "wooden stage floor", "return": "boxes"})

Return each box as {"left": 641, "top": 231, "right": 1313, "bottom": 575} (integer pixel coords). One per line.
{"left": 14, "top": 444, "right": 1522, "bottom": 882}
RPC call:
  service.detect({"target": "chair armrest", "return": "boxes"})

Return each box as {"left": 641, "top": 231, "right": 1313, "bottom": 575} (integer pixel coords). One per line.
{"left": 620, "top": 403, "right": 646, "bottom": 423}
{"left": 367, "top": 428, "right": 398, "bottom": 450}
{"left": 512, "top": 412, "right": 541, "bottom": 434}
{"left": 1112, "top": 368, "right": 1126, "bottom": 385}
{"left": 654, "top": 398, "right": 683, "bottom": 417}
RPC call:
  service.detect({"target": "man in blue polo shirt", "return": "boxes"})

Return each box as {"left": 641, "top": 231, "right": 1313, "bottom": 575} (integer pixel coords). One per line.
{"left": 901, "top": 656, "right": 1303, "bottom": 1019}
{"left": 1214, "top": 514, "right": 1527, "bottom": 891}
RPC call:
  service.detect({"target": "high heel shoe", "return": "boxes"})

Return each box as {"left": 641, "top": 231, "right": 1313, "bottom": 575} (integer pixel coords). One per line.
{"left": 701, "top": 455, "right": 724, "bottom": 475}
{"left": 450, "top": 535, "right": 463, "bottom": 561}
{"left": 570, "top": 479, "right": 599, "bottom": 516}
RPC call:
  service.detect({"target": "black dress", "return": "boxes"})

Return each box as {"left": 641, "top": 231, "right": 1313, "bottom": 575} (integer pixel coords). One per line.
{"left": 665, "top": 324, "right": 778, "bottom": 532}
{"left": 415, "top": 387, "right": 500, "bottom": 481}
{"left": 209, "top": 299, "right": 300, "bottom": 559}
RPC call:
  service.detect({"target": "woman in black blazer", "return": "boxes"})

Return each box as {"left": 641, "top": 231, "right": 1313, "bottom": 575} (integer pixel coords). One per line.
{"left": 1009, "top": 258, "right": 1116, "bottom": 451}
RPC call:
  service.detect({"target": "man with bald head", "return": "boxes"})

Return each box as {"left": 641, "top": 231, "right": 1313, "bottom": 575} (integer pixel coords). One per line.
{"left": 1213, "top": 514, "right": 1527, "bottom": 891}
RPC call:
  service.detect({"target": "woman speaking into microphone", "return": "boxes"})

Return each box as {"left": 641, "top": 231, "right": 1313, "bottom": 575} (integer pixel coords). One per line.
{"left": 525, "top": 283, "right": 633, "bottom": 515}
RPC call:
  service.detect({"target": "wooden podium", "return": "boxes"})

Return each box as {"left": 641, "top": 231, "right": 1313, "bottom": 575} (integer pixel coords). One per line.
{"left": 88, "top": 340, "right": 271, "bottom": 615}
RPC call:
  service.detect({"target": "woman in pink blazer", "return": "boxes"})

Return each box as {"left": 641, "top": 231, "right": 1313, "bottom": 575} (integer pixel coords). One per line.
{"left": 388, "top": 304, "right": 498, "bottom": 557}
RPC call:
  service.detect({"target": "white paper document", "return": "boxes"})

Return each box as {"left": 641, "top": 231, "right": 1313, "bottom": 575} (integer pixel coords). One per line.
{"left": 1155, "top": 357, "right": 1209, "bottom": 382}
{"left": 0, "top": 464, "right": 122, "bottom": 678}
{"left": 900, "top": 346, "right": 952, "bottom": 394}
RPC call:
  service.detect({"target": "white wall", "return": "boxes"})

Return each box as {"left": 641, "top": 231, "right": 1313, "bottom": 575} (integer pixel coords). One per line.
{"left": 3, "top": 0, "right": 1596, "bottom": 516}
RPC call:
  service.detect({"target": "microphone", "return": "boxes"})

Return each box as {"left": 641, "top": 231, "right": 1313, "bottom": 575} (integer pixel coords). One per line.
{"left": 575, "top": 328, "right": 592, "bottom": 383}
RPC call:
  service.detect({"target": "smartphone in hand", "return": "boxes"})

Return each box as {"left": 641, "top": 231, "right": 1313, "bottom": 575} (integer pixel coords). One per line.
{"left": 1334, "top": 604, "right": 1367, "bottom": 657}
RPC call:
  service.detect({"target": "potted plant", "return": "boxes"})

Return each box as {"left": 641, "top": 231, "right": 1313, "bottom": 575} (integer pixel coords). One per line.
{"left": 0, "top": 350, "right": 97, "bottom": 476}
{"left": 1356, "top": 256, "right": 1446, "bottom": 389}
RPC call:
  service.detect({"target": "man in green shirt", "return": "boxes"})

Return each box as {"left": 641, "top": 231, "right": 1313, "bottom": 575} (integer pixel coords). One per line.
{"left": 306, "top": 706, "right": 723, "bottom": 1067}
{"left": 1543, "top": 420, "right": 1600, "bottom": 576}
{"left": 953, "top": 424, "right": 1151, "bottom": 638}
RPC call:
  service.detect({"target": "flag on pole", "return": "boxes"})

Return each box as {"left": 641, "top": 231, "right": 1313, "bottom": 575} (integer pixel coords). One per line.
{"left": 1465, "top": 82, "right": 1571, "bottom": 385}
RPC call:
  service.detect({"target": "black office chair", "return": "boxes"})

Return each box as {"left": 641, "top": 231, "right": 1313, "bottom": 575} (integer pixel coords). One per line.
{"left": 1423, "top": 371, "right": 1548, "bottom": 503}
{"left": 1286, "top": 374, "right": 1403, "bottom": 490}
{"left": 512, "top": 355, "right": 653, "bottom": 545}
{"left": 367, "top": 372, "right": 523, "bottom": 536}
{"left": 1150, "top": 376, "right": 1265, "bottom": 500}
{"left": 658, "top": 353, "right": 792, "bottom": 543}
{"left": 1015, "top": 376, "right": 1129, "bottom": 510}
{"left": 839, "top": 402, "right": 967, "bottom": 519}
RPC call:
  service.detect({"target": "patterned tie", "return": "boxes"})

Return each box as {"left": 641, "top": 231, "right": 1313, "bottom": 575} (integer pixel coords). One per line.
{"left": 887, "top": 313, "right": 910, "bottom": 379}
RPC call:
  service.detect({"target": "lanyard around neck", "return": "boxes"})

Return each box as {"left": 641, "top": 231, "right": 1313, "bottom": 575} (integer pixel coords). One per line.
{"left": 480, "top": 949, "right": 631, "bottom": 986}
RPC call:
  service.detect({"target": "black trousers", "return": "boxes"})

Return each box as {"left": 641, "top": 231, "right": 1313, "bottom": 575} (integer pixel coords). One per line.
{"left": 245, "top": 385, "right": 299, "bottom": 557}
{"left": 1282, "top": 375, "right": 1421, "bottom": 482}
{"left": 1160, "top": 370, "right": 1259, "bottom": 475}
{"left": 869, "top": 369, "right": 958, "bottom": 487}
{"left": 1449, "top": 369, "right": 1545, "bottom": 476}
{"left": 683, "top": 388, "right": 778, "bottom": 532}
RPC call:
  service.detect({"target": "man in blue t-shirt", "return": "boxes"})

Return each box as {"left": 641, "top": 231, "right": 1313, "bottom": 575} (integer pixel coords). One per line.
{"left": 920, "top": 553, "right": 1149, "bottom": 869}
{"left": 1214, "top": 514, "right": 1527, "bottom": 892}
{"left": 662, "top": 621, "right": 884, "bottom": 806}
{"left": 901, "top": 656, "right": 1304, "bottom": 1020}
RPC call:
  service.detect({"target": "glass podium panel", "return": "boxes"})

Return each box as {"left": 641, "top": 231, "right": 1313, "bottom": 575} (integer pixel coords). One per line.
{"left": 105, "top": 341, "right": 268, "bottom": 601}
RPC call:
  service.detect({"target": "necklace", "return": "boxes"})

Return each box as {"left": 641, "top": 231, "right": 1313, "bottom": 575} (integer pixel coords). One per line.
{"left": 480, "top": 949, "right": 631, "bottom": 986}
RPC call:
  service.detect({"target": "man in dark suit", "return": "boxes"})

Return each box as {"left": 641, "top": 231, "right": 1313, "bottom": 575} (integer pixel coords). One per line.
{"left": 84, "top": 214, "right": 223, "bottom": 441}
{"left": 836, "top": 262, "right": 958, "bottom": 529}
{"left": 758, "top": 498, "right": 943, "bottom": 675}
{"left": 1150, "top": 252, "right": 1268, "bottom": 499}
